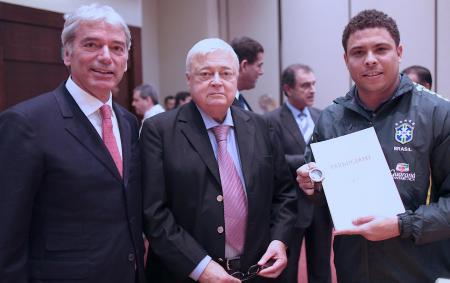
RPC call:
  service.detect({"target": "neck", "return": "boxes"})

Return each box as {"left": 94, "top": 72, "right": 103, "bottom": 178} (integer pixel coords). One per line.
{"left": 357, "top": 77, "right": 400, "bottom": 111}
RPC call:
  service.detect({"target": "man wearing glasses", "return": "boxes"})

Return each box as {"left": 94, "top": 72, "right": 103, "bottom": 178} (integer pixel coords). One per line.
{"left": 141, "top": 38, "right": 297, "bottom": 282}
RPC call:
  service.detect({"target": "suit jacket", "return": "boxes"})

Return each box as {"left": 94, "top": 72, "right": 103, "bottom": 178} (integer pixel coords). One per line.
{"left": 141, "top": 101, "right": 297, "bottom": 282}
{"left": 265, "top": 103, "right": 321, "bottom": 228}
{"left": 232, "top": 94, "right": 253, "bottom": 111}
{"left": 0, "top": 83, "right": 145, "bottom": 283}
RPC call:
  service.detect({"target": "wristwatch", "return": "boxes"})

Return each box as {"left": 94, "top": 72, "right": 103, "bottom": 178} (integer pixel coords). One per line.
{"left": 309, "top": 168, "right": 324, "bottom": 191}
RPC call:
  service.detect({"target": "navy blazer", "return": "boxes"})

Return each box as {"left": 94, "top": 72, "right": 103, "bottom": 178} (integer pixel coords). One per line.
{"left": 0, "top": 83, "right": 145, "bottom": 283}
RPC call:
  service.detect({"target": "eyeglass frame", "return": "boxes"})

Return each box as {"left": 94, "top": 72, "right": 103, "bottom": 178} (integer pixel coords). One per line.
{"left": 229, "top": 259, "right": 275, "bottom": 281}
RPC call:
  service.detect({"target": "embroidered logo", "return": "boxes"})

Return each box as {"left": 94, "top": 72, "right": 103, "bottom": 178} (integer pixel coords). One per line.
{"left": 391, "top": 162, "right": 415, "bottom": 182}
{"left": 394, "top": 120, "right": 415, "bottom": 144}
{"left": 395, "top": 163, "right": 409, "bottom": 173}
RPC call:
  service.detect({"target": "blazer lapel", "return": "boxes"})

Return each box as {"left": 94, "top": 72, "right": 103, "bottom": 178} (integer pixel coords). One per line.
{"left": 179, "top": 103, "right": 221, "bottom": 185}
{"left": 54, "top": 85, "right": 122, "bottom": 182}
{"left": 114, "top": 103, "right": 131, "bottom": 185}
{"left": 232, "top": 106, "right": 255, "bottom": 191}
{"left": 281, "top": 103, "right": 306, "bottom": 149}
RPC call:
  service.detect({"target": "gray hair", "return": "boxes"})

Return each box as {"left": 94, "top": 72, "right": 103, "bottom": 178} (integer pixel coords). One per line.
{"left": 185, "top": 38, "right": 239, "bottom": 74}
{"left": 134, "top": 84, "right": 159, "bottom": 105}
{"left": 61, "top": 3, "right": 131, "bottom": 51}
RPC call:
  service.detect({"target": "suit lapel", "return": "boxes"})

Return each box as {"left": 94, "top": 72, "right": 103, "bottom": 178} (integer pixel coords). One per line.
{"left": 232, "top": 106, "right": 255, "bottom": 191}
{"left": 281, "top": 103, "right": 306, "bottom": 149}
{"left": 54, "top": 84, "right": 123, "bottom": 182}
{"left": 114, "top": 103, "right": 131, "bottom": 185}
{"left": 179, "top": 103, "right": 221, "bottom": 185}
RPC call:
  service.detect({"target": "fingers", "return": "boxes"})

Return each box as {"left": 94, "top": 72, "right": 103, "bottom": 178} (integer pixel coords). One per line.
{"left": 258, "top": 257, "right": 286, "bottom": 278}
{"left": 296, "top": 162, "right": 316, "bottom": 195}
{"left": 257, "top": 240, "right": 287, "bottom": 278}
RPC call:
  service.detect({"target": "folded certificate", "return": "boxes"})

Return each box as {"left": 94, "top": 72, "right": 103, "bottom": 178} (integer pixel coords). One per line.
{"left": 310, "top": 127, "right": 405, "bottom": 230}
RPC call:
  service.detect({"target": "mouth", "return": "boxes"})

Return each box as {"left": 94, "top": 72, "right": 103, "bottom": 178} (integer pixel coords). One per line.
{"left": 362, "top": 71, "right": 383, "bottom": 78}
{"left": 92, "top": 68, "right": 114, "bottom": 76}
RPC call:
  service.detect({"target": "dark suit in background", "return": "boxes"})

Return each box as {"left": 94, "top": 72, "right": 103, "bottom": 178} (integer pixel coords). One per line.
{"left": 266, "top": 103, "right": 332, "bottom": 283}
{"left": 0, "top": 84, "right": 145, "bottom": 282}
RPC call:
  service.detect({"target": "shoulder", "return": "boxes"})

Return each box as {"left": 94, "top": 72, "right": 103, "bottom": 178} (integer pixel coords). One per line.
{"left": 263, "top": 106, "right": 283, "bottom": 121}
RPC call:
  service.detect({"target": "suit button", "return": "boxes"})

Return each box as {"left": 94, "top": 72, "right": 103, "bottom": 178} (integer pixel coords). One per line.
{"left": 216, "top": 195, "right": 223, "bottom": 202}
{"left": 128, "top": 253, "right": 135, "bottom": 262}
{"left": 217, "top": 226, "right": 224, "bottom": 234}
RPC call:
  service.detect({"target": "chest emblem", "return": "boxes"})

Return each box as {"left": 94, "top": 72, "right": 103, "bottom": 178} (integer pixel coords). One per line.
{"left": 394, "top": 120, "right": 415, "bottom": 144}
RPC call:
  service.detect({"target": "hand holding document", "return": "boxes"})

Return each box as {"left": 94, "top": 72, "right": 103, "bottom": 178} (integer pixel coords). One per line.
{"left": 310, "top": 127, "right": 405, "bottom": 231}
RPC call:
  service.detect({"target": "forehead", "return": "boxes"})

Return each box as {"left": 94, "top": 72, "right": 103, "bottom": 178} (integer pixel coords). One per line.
{"left": 347, "top": 27, "right": 396, "bottom": 49}
{"left": 295, "top": 69, "right": 315, "bottom": 82}
{"left": 74, "top": 20, "right": 126, "bottom": 43}
{"left": 191, "top": 50, "right": 238, "bottom": 70}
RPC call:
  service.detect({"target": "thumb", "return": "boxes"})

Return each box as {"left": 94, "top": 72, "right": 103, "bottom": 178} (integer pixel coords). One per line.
{"left": 352, "top": 216, "right": 374, "bottom": 226}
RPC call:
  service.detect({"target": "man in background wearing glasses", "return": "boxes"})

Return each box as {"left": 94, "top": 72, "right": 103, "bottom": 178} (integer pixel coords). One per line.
{"left": 140, "top": 38, "right": 297, "bottom": 282}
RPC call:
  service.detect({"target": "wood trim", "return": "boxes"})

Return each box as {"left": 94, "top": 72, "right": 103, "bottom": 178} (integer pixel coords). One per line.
{"left": 0, "top": 3, "right": 64, "bottom": 28}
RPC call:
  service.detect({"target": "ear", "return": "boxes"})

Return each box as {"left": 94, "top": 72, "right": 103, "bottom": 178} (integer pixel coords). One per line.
{"left": 124, "top": 61, "right": 128, "bottom": 72}
{"left": 396, "top": 44, "right": 403, "bottom": 61}
{"left": 63, "top": 47, "right": 72, "bottom": 67}
{"left": 240, "top": 59, "right": 248, "bottom": 71}
{"left": 282, "top": 84, "right": 292, "bottom": 97}
{"left": 343, "top": 52, "right": 348, "bottom": 67}
{"left": 186, "top": 72, "right": 192, "bottom": 87}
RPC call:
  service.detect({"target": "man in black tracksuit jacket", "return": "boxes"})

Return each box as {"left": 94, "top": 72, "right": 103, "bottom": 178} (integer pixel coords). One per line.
{"left": 297, "top": 10, "right": 450, "bottom": 283}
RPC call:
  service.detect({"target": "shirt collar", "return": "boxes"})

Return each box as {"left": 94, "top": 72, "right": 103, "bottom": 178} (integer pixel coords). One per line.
{"left": 285, "top": 100, "right": 310, "bottom": 118}
{"left": 196, "top": 105, "right": 234, "bottom": 130}
{"left": 65, "top": 77, "right": 113, "bottom": 117}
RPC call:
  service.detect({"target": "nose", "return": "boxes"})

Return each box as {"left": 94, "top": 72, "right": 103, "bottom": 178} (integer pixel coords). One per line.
{"left": 365, "top": 51, "right": 377, "bottom": 66}
{"left": 210, "top": 72, "right": 223, "bottom": 86}
{"left": 98, "top": 45, "right": 112, "bottom": 63}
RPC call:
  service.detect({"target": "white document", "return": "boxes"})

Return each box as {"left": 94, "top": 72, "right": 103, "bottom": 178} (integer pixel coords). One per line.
{"left": 310, "top": 127, "right": 404, "bottom": 230}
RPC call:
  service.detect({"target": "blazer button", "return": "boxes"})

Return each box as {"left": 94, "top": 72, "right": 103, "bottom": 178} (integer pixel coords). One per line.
{"left": 217, "top": 226, "right": 224, "bottom": 234}
{"left": 216, "top": 195, "right": 223, "bottom": 202}
{"left": 128, "top": 253, "right": 135, "bottom": 262}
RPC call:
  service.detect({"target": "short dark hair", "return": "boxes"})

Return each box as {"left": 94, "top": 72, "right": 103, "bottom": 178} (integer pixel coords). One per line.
{"left": 342, "top": 9, "right": 400, "bottom": 52}
{"left": 230, "top": 36, "right": 264, "bottom": 64}
{"left": 134, "top": 84, "right": 159, "bottom": 104}
{"left": 281, "top": 64, "right": 313, "bottom": 96}
{"left": 164, "top": 95, "right": 175, "bottom": 103}
{"left": 175, "top": 91, "right": 190, "bottom": 107}
{"left": 402, "top": 65, "right": 433, "bottom": 88}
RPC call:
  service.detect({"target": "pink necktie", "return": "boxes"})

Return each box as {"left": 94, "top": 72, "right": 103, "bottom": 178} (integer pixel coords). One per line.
{"left": 212, "top": 125, "right": 247, "bottom": 253}
{"left": 100, "top": 105, "right": 123, "bottom": 177}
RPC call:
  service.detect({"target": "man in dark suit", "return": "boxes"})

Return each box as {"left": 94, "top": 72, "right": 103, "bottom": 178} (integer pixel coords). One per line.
{"left": 0, "top": 4, "right": 145, "bottom": 283}
{"left": 141, "top": 38, "right": 297, "bottom": 282}
{"left": 266, "top": 64, "right": 332, "bottom": 283}
{"left": 230, "top": 36, "right": 265, "bottom": 111}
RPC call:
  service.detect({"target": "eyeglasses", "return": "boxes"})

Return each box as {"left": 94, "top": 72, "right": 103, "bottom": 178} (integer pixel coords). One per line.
{"left": 230, "top": 260, "right": 275, "bottom": 281}
{"left": 195, "top": 70, "right": 236, "bottom": 82}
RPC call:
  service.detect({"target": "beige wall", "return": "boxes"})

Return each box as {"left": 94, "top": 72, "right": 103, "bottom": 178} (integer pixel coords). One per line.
{"left": 437, "top": 0, "right": 450, "bottom": 98}
{"left": 3, "top": 0, "right": 449, "bottom": 106}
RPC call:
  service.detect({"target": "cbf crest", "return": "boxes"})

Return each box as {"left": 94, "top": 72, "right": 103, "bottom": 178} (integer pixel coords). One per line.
{"left": 394, "top": 120, "right": 415, "bottom": 144}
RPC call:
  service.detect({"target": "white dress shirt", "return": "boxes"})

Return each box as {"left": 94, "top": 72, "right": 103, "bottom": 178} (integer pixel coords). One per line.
{"left": 65, "top": 77, "right": 122, "bottom": 158}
